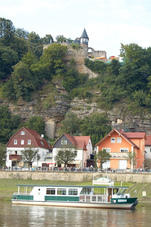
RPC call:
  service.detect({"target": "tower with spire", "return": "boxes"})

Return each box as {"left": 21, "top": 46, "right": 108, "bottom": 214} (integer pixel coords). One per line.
{"left": 80, "top": 28, "right": 89, "bottom": 46}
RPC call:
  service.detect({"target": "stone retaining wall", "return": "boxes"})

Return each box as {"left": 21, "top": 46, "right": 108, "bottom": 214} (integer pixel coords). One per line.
{"left": 0, "top": 171, "right": 151, "bottom": 183}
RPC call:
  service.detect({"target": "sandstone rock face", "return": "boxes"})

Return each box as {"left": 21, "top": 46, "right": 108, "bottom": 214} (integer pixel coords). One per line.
{"left": 66, "top": 47, "right": 98, "bottom": 78}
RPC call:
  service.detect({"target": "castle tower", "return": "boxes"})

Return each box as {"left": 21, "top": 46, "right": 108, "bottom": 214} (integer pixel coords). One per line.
{"left": 80, "top": 28, "right": 89, "bottom": 46}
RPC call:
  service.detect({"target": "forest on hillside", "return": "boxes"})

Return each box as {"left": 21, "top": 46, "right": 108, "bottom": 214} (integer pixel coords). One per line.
{"left": 0, "top": 17, "right": 111, "bottom": 153}
{"left": 1, "top": 17, "right": 151, "bottom": 159}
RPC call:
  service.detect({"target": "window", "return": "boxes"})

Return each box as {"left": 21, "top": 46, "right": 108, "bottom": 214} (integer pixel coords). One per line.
{"left": 57, "top": 188, "right": 66, "bottom": 195}
{"left": 102, "top": 148, "right": 111, "bottom": 153}
{"left": 117, "top": 137, "right": 122, "bottom": 143}
{"left": 21, "top": 131, "right": 25, "bottom": 135}
{"left": 68, "top": 189, "right": 78, "bottom": 195}
{"left": 111, "top": 137, "right": 115, "bottom": 143}
{"left": 61, "top": 140, "right": 67, "bottom": 145}
{"left": 28, "top": 140, "right": 31, "bottom": 145}
{"left": 14, "top": 139, "right": 17, "bottom": 145}
{"left": 21, "top": 140, "right": 24, "bottom": 145}
{"left": 46, "top": 188, "right": 55, "bottom": 195}
{"left": 120, "top": 148, "right": 129, "bottom": 153}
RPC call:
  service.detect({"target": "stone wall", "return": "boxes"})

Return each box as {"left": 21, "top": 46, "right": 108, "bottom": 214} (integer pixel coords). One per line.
{"left": 0, "top": 171, "right": 151, "bottom": 183}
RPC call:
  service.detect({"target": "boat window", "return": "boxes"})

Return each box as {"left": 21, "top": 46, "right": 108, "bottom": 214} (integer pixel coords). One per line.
{"left": 80, "top": 187, "right": 92, "bottom": 195}
{"left": 46, "top": 188, "right": 55, "bottom": 195}
{"left": 57, "top": 188, "right": 66, "bottom": 195}
{"left": 68, "top": 189, "right": 78, "bottom": 195}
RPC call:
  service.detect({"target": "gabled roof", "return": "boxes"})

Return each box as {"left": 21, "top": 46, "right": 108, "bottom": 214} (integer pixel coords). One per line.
{"left": 122, "top": 131, "right": 146, "bottom": 139}
{"left": 54, "top": 134, "right": 91, "bottom": 149}
{"left": 7, "top": 127, "right": 50, "bottom": 150}
{"left": 81, "top": 28, "right": 89, "bottom": 40}
{"left": 96, "top": 128, "right": 139, "bottom": 148}
{"left": 145, "top": 135, "right": 151, "bottom": 146}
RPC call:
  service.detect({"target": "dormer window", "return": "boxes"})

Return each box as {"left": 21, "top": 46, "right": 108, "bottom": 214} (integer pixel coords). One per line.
{"left": 21, "top": 131, "right": 25, "bottom": 135}
{"left": 61, "top": 140, "right": 67, "bottom": 145}
{"left": 14, "top": 139, "right": 17, "bottom": 145}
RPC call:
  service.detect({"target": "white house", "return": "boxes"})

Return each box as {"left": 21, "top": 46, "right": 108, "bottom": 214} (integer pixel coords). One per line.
{"left": 6, "top": 127, "right": 51, "bottom": 169}
{"left": 52, "top": 134, "right": 93, "bottom": 168}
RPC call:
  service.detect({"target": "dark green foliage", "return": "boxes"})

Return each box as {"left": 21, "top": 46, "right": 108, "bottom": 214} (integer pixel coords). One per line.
{"left": 0, "top": 106, "right": 21, "bottom": 143}
{"left": 0, "top": 45, "right": 18, "bottom": 80}
{"left": 27, "top": 32, "right": 43, "bottom": 58}
{"left": 86, "top": 44, "right": 151, "bottom": 112}
{"left": 55, "top": 145, "right": 77, "bottom": 167}
{"left": 59, "top": 112, "right": 111, "bottom": 146}
{"left": 24, "top": 116, "right": 45, "bottom": 135}
{"left": 59, "top": 112, "right": 80, "bottom": 135}
{"left": 0, "top": 143, "right": 6, "bottom": 167}
{"left": 80, "top": 113, "right": 111, "bottom": 145}
{"left": 85, "top": 58, "right": 106, "bottom": 74}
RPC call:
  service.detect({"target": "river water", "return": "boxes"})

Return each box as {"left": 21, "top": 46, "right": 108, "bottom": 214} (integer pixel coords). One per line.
{"left": 0, "top": 202, "right": 151, "bottom": 227}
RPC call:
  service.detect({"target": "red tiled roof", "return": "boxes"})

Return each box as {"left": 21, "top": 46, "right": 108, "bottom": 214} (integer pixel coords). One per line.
{"left": 7, "top": 127, "right": 50, "bottom": 150}
{"left": 65, "top": 134, "right": 90, "bottom": 149}
{"left": 122, "top": 131, "right": 146, "bottom": 139}
{"left": 145, "top": 135, "right": 151, "bottom": 146}
{"left": 96, "top": 128, "right": 139, "bottom": 148}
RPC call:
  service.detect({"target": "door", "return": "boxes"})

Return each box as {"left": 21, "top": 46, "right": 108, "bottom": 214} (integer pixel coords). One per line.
{"left": 119, "top": 160, "right": 127, "bottom": 169}
{"left": 34, "top": 187, "right": 45, "bottom": 201}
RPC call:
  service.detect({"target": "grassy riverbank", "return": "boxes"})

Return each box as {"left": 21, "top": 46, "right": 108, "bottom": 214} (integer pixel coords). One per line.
{"left": 0, "top": 179, "right": 151, "bottom": 206}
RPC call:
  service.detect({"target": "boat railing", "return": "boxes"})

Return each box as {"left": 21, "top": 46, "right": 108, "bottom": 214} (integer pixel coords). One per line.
{"left": 80, "top": 194, "right": 108, "bottom": 203}
{"left": 13, "top": 192, "right": 31, "bottom": 195}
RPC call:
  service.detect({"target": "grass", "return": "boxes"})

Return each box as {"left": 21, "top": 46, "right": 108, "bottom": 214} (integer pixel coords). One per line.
{"left": 0, "top": 178, "right": 91, "bottom": 201}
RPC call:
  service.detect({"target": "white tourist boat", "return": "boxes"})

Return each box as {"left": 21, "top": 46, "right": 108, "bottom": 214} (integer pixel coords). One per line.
{"left": 12, "top": 184, "right": 138, "bottom": 210}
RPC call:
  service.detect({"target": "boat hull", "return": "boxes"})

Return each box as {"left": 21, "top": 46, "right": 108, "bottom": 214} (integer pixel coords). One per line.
{"left": 12, "top": 199, "right": 136, "bottom": 210}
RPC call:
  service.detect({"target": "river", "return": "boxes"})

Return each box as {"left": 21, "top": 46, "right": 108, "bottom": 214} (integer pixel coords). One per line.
{"left": 0, "top": 202, "right": 151, "bottom": 227}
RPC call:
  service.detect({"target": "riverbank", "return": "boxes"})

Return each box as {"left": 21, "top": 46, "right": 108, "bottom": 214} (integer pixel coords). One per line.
{"left": 0, "top": 178, "right": 151, "bottom": 206}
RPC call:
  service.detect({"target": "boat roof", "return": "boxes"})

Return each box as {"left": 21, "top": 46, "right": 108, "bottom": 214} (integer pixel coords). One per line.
{"left": 16, "top": 184, "right": 128, "bottom": 189}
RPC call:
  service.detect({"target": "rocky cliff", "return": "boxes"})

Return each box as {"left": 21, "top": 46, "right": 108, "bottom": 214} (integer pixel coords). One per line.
{"left": 1, "top": 46, "right": 151, "bottom": 139}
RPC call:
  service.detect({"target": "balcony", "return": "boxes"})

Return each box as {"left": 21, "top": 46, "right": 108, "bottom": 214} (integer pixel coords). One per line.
{"left": 110, "top": 152, "right": 128, "bottom": 159}
{"left": 9, "top": 155, "right": 22, "bottom": 161}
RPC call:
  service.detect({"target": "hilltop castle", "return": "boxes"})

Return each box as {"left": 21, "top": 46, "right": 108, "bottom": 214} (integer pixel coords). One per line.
{"left": 74, "top": 28, "right": 107, "bottom": 61}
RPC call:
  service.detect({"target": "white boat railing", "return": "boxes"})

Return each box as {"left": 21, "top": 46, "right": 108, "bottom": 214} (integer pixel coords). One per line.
{"left": 13, "top": 192, "right": 31, "bottom": 195}
{"left": 80, "top": 194, "right": 108, "bottom": 203}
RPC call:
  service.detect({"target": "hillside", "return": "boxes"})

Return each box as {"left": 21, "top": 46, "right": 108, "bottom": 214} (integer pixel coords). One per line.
{"left": 1, "top": 17, "right": 151, "bottom": 146}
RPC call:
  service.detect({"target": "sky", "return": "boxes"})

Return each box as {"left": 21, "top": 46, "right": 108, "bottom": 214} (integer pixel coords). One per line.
{"left": 0, "top": 0, "right": 151, "bottom": 57}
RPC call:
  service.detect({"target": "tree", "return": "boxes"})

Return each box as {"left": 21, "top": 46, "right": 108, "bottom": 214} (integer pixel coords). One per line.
{"left": 80, "top": 113, "right": 111, "bottom": 146}
{"left": 0, "top": 18, "right": 15, "bottom": 43}
{"left": 21, "top": 148, "right": 39, "bottom": 168}
{"left": 42, "top": 34, "right": 54, "bottom": 44}
{"left": 56, "top": 35, "right": 67, "bottom": 43}
{"left": 127, "top": 151, "right": 136, "bottom": 169}
{"left": 27, "top": 32, "right": 43, "bottom": 58}
{"left": 0, "top": 106, "right": 21, "bottom": 143}
{"left": 0, "top": 143, "right": 6, "bottom": 168}
{"left": 59, "top": 112, "right": 80, "bottom": 135}
{"left": 55, "top": 145, "right": 77, "bottom": 167}
{"left": 11, "top": 61, "right": 37, "bottom": 101}
{"left": 0, "top": 45, "right": 18, "bottom": 80}
{"left": 25, "top": 116, "right": 45, "bottom": 135}
{"left": 96, "top": 149, "right": 111, "bottom": 169}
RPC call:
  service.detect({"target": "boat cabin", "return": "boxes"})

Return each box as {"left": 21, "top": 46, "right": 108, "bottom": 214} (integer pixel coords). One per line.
{"left": 13, "top": 184, "right": 128, "bottom": 203}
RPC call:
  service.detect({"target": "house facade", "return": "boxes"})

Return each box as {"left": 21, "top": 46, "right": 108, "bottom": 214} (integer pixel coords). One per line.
{"left": 6, "top": 127, "right": 51, "bottom": 169}
{"left": 96, "top": 129, "right": 145, "bottom": 170}
{"left": 52, "top": 134, "right": 93, "bottom": 168}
